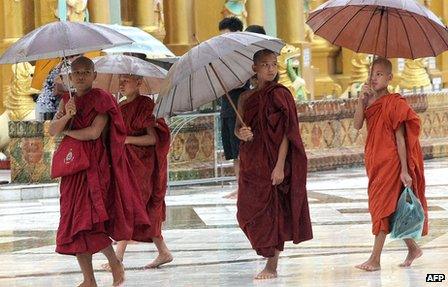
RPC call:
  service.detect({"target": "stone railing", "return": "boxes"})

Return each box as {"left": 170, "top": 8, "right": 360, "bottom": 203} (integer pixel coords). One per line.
{"left": 168, "top": 92, "right": 448, "bottom": 178}
{"left": 7, "top": 92, "right": 448, "bottom": 183}
{"left": 8, "top": 121, "right": 56, "bottom": 183}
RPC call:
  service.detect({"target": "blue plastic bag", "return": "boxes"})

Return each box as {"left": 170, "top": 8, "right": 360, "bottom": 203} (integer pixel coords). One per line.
{"left": 390, "top": 187, "right": 425, "bottom": 240}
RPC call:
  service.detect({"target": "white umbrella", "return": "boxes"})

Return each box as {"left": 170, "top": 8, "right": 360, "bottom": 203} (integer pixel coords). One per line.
{"left": 93, "top": 54, "right": 168, "bottom": 96}
{"left": 0, "top": 21, "right": 133, "bottom": 64}
{"left": 154, "top": 32, "right": 285, "bottom": 122}
{"left": 99, "top": 24, "right": 176, "bottom": 59}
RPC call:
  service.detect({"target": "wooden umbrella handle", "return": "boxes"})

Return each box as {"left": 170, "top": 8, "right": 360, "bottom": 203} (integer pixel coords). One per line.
{"left": 209, "top": 63, "right": 247, "bottom": 127}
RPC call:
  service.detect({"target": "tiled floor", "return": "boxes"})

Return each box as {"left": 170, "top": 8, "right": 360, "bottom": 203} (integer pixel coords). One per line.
{"left": 0, "top": 159, "right": 447, "bottom": 286}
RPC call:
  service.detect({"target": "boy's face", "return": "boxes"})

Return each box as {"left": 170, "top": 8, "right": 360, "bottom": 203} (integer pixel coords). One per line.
{"left": 253, "top": 53, "right": 278, "bottom": 82}
{"left": 370, "top": 63, "right": 392, "bottom": 91}
{"left": 70, "top": 64, "right": 96, "bottom": 92}
{"left": 119, "top": 75, "right": 141, "bottom": 97}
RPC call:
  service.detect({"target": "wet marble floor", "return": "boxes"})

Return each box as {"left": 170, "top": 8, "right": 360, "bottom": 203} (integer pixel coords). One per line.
{"left": 0, "top": 159, "right": 447, "bottom": 286}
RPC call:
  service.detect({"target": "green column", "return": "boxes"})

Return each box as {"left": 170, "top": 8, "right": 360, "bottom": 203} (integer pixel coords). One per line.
{"left": 58, "top": 0, "right": 67, "bottom": 21}
{"left": 264, "top": 0, "right": 276, "bottom": 37}
{"left": 109, "top": 0, "right": 121, "bottom": 24}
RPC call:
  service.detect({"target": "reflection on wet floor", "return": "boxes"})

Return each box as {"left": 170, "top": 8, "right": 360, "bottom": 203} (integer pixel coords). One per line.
{"left": 164, "top": 206, "right": 205, "bottom": 229}
{"left": 0, "top": 230, "right": 56, "bottom": 253}
{"left": 0, "top": 159, "right": 447, "bottom": 286}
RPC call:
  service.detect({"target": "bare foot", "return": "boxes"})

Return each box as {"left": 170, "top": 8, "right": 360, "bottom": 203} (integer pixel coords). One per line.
{"left": 399, "top": 247, "right": 423, "bottom": 267}
{"left": 254, "top": 267, "right": 278, "bottom": 280}
{"left": 355, "top": 259, "right": 381, "bottom": 272}
{"left": 223, "top": 190, "right": 238, "bottom": 199}
{"left": 144, "top": 253, "right": 173, "bottom": 269}
{"left": 110, "top": 261, "right": 125, "bottom": 286}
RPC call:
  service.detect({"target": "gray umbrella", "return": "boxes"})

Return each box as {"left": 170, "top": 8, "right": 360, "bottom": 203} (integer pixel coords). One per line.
{"left": 92, "top": 54, "right": 167, "bottom": 96}
{"left": 153, "top": 32, "right": 285, "bottom": 122}
{"left": 0, "top": 21, "right": 133, "bottom": 64}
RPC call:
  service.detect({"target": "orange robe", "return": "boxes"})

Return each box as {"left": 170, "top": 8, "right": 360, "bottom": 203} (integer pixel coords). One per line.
{"left": 364, "top": 93, "right": 428, "bottom": 235}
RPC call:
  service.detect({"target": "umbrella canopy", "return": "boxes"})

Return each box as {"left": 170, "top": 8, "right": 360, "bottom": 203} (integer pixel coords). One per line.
{"left": 306, "top": 0, "right": 448, "bottom": 59}
{"left": 99, "top": 24, "right": 176, "bottom": 59}
{"left": 93, "top": 54, "right": 168, "bottom": 95}
{"left": 0, "top": 21, "right": 133, "bottom": 64}
{"left": 154, "top": 31, "right": 284, "bottom": 118}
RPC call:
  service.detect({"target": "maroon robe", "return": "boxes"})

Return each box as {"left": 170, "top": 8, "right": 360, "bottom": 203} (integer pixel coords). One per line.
{"left": 120, "top": 95, "right": 170, "bottom": 241}
{"left": 56, "top": 89, "right": 150, "bottom": 255}
{"left": 237, "top": 82, "right": 313, "bottom": 257}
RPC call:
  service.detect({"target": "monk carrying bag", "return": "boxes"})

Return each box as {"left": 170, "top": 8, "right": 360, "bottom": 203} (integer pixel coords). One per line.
{"left": 390, "top": 187, "right": 425, "bottom": 240}
{"left": 51, "top": 136, "right": 90, "bottom": 178}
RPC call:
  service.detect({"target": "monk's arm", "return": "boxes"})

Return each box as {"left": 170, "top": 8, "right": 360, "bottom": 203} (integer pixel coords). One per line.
{"left": 271, "top": 134, "right": 289, "bottom": 185}
{"left": 64, "top": 114, "right": 108, "bottom": 141}
{"left": 396, "top": 124, "right": 409, "bottom": 173}
{"left": 353, "top": 96, "right": 365, "bottom": 130}
{"left": 125, "top": 127, "right": 157, "bottom": 146}
{"left": 276, "top": 135, "right": 289, "bottom": 169}
{"left": 49, "top": 101, "right": 72, "bottom": 136}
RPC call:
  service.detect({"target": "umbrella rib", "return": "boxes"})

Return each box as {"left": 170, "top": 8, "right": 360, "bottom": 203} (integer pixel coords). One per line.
{"left": 219, "top": 58, "right": 244, "bottom": 85}
{"left": 204, "top": 66, "right": 219, "bottom": 100}
{"left": 234, "top": 50, "right": 253, "bottom": 61}
{"left": 356, "top": 6, "right": 376, "bottom": 53}
{"left": 407, "top": 11, "right": 436, "bottom": 57}
{"left": 330, "top": 6, "right": 366, "bottom": 45}
{"left": 189, "top": 75, "right": 193, "bottom": 110}
{"left": 423, "top": 16, "right": 448, "bottom": 52}
{"left": 385, "top": 9, "right": 389, "bottom": 58}
{"left": 313, "top": 5, "right": 351, "bottom": 34}
{"left": 169, "top": 85, "right": 178, "bottom": 116}
{"left": 397, "top": 10, "right": 415, "bottom": 59}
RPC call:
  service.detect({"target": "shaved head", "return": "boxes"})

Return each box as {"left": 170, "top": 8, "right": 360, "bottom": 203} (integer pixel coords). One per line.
{"left": 372, "top": 57, "right": 392, "bottom": 74}
{"left": 253, "top": 49, "right": 276, "bottom": 64}
{"left": 71, "top": 56, "right": 94, "bottom": 72}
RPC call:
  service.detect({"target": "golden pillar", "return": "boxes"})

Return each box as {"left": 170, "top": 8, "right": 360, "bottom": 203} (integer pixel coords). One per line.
{"left": 246, "top": 0, "right": 264, "bottom": 26}
{"left": 134, "top": 0, "right": 166, "bottom": 41}
{"left": 0, "top": 1, "right": 27, "bottom": 114}
{"left": 276, "top": 0, "right": 304, "bottom": 45}
{"left": 35, "top": 0, "right": 58, "bottom": 27}
{"left": 87, "top": 0, "right": 110, "bottom": 23}
{"left": 121, "top": 0, "right": 134, "bottom": 26}
{"left": 308, "top": 0, "right": 341, "bottom": 99}
{"left": 275, "top": 0, "right": 314, "bottom": 99}
{"left": 164, "top": 0, "right": 196, "bottom": 55}
{"left": 427, "top": 0, "right": 448, "bottom": 85}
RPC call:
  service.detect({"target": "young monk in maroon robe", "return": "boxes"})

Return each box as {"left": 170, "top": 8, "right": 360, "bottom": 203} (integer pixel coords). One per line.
{"left": 50, "top": 57, "right": 151, "bottom": 287}
{"left": 354, "top": 57, "right": 428, "bottom": 271}
{"left": 102, "top": 74, "right": 172, "bottom": 271}
{"left": 235, "top": 49, "right": 313, "bottom": 279}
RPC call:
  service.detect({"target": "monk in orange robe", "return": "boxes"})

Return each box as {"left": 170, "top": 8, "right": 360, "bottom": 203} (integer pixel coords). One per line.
{"left": 354, "top": 57, "right": 428, "bottom": 271}
{"left": 50, "top": 57, "right": 151, "bottom": 287}
{"left": 102, "top": 74, "right": 172, "bottom": 271}
{"left": 235, "top": 49, "right": 313, "bottom": 280}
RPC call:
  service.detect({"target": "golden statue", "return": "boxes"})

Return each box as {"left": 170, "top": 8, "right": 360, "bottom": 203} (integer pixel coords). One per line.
{"left": 0, "top": 63, "right": 39, "bottom": 150}
{"left": 55, "top": 0, "right": 88, "bottom": 22}
{"left": 341, "top": 53, "right": 370, "bottom": 98}
{"left": 399, "top": 59, "right": 431, "bottom": 91}
{"left": 278, "top": 44, "right": 309, "bottom": 101}
{"left": 222, "top": 0, "right": 247, "bottom": 26}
